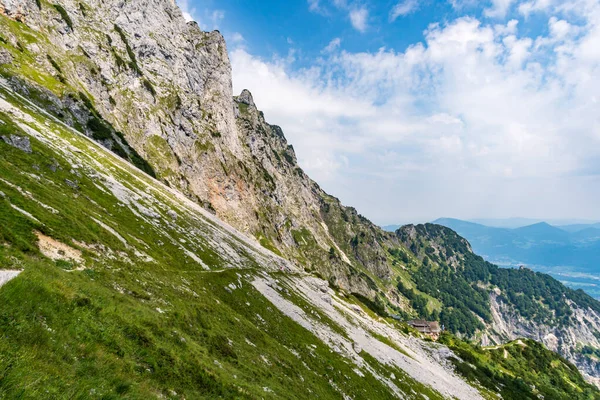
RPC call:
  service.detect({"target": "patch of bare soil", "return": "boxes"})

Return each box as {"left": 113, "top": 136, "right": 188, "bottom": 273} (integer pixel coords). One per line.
{"left": 36, "top": 231, "right": 83, "bottom": 263}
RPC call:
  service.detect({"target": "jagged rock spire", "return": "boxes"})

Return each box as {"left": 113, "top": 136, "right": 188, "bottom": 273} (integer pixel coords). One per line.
{"left": 237, "top": 89, "right": 255, "bottom": 107}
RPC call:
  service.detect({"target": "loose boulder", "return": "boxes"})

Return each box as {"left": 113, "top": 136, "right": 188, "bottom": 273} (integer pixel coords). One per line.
{"left": 1, "top": 135, "right": 32, "bottom": 153}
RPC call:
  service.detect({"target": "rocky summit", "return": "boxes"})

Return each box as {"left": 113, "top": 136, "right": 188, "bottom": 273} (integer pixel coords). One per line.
{"left": 0, "top": 0, "right": 600, "bottom": 399}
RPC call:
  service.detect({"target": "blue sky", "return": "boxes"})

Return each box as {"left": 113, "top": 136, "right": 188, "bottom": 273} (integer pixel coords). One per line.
{"left": 183, "top": 0, "right": 552, "bottom": 59}
{"left": 179, "top": 0, "right": 600, "bottom": 225}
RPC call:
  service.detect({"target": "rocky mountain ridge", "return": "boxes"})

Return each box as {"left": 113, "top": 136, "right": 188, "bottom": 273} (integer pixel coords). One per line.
{"left": 2, "top": 0, "right": 600, "bottom": 392}
{"left": 0, "top": 0, "right": 397, "bottom": 300}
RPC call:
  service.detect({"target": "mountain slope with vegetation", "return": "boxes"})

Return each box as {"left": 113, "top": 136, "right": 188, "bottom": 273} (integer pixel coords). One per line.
{"left": 0, "top": 81, "right": 482, "bottom": 399}
{"left": 0, "top": 82, "right": 597, "bottom": 398}
{"left": 0, "top": 0, "right": 400, "bottom": 298}
{"left": 394, "top": 223, "right": 600, "bottom": 383}
{"left": 1, "top": 0, "right": 600, "bottom": 396}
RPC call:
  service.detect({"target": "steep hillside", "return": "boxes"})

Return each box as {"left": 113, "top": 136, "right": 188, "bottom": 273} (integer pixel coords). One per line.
{"left": 0, "top": 75, "right": 597, "bottom": 399}
{"left": 0, "top": 79, "right": 483, "bottom": 399}
{"left": 2, "top": 0, "right": 600, "bottom": 395}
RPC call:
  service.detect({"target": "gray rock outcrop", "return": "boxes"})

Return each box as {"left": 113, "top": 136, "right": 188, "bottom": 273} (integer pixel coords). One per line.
{"left": 1, "top": 134, "right": 31, "bottom": 153}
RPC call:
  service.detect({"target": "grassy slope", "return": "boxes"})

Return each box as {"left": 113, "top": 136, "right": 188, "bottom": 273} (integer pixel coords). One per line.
{"left": 0, "top": 81, "right": 597, "bottom": 399}
{"left": 0, "top": 83, "right": 446, "bottom": 399}
{"left": 440, "top": 335, "right": 599, "bottom": 400}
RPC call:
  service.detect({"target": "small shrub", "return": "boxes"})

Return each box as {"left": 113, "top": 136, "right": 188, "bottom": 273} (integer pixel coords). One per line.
{"left": 87, "top": 117, "right": 112, "bottom": 141}
{"left": 111, "top": 48, "right": 126, "bottom": 70}
{"left": 53, "top": 4, "right": 73, "bottom": 30}
{"left": 329, "top": 247, "right": 336, "bottom": 259}
{"left": 111, "top": 142, "right": 127, "bottom": 158}
{"left": 114, "top": 24, "right": 141, "bottom": 75}
{"left": 283, "top": 151, "right": 294, "bottom": 164}
{"left": 46, "top": 54, "right": 62, "bottom": 73}
{"left": 142, "top": 79, "right": 156, "bottom": 96}
{"left": 78, "top": 92, "right": 94, "bottom": 110}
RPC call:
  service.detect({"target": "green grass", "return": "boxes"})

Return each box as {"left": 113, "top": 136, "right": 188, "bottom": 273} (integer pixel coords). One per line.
{"left": 256, "top": 234, "right": 282, "bottom": 257}
{"left": 0, "top": 86, "right": 448, "bottom": 399}
{"left": 238, "top": 102, "right": 249, "bottom": 115}
{"left": 440, "top": 334, "right": 599, "bottom": 400}
{"left": 360, "top": 352, "right": 444, "bottom": 399}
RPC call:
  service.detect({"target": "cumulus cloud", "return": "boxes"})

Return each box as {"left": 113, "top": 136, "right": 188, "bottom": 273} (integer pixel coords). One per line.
{"left": 484, "top": 0, "right": 517, "bottom": 18}
{"left": 390, "top": 0, "right": 420, "bottom": 21}
{"left": 323, "top": 37, "right": 342, "bottom": 53}
{"left": 518, "top": 0, "right": 554, "bottom": 17}
{"left": 349, "top": 7, "right": 369, "bottom": 32}
{"left": 232, "top": 0, "right": 600, "bottom": 223}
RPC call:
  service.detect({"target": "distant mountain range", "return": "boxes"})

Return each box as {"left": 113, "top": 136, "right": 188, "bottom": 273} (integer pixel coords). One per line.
{"left": 469, "top": 218, "right": 599, "bottom": 229}
{"left": 383, "top": 219, "right": 600, "bottom": 232}
{"left": 427, "top": 218, "right": 600, "bottom": 269}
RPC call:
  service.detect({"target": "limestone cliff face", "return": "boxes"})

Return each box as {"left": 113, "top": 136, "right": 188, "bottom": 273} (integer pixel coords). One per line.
{"left": 486, "top": 293, "right": 600, "bottom": 386}
{"left": 0, "top": 0, "right": 398, "bottom": 299}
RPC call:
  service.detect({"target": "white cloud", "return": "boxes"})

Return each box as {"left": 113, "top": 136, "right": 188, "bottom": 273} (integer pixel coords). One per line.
{"left": 210, "top": 10, "right": 225, "bottom": 29}
{"left": 503, "top": 35, "right": 533, "bottom": 67}
{"left": 177, "top": 0, "right": 197, "bottom": 22}
{"left": 494, "top": 19, "right": 519, "bottom": 36}
{"left": 231, "top": 1, "right": 600, "bottom": 223}
{"left": 390, "top": 0, "right": 419, "bottom": 21}
{"left": 548, "top": 17, "right": 573, "bottom": 39}
{"left": 349, "top": 7, "right": 369, "bottom": 32}
{"left": 308, "top": 0, "right": 321, "bottom": 12}
{"left": 518, "top": 0, "right": 554, "bottom": 17}
{"left": 323, "top": 38, "right": 342, "bottom": 53}
{"left": 484, "top": 0, "right": 517, "bottom": 18}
